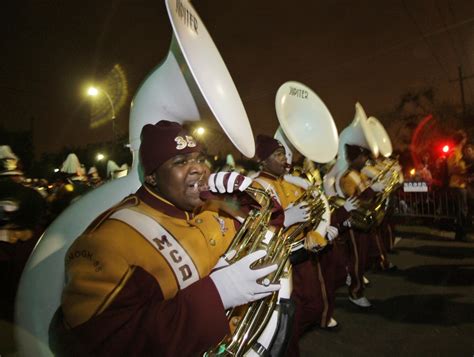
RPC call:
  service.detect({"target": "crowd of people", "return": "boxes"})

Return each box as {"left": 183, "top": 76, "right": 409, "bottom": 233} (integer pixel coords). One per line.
{"left": 0, "top": 146, "right": 129, "bottom": 325}
{"left": 409, "top": 130, "right": 474, "bottom": 241}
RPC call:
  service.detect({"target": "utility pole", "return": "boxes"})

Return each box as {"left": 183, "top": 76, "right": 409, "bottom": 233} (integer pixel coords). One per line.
{"left": 450, "top": 66, "right": 474, "bottom": 118}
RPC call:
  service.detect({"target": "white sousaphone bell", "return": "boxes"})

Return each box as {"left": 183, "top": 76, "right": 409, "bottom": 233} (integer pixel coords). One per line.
{"left": 274, "top": 80, "right": 339, "bottom": 241}
{"left": 367, "top": 116, "right": 392, "bottom": 158}
{"left": 366, "top": 116, "right": 404, "bottom": 184}
{"left": 323, "top": 102, "right": 379, "bottom": 197}
{"left": 15, "top": 0, "right": 254, "bottom": 355}
{"left": 274, "top": 81, "right": 339, "bottom": 165}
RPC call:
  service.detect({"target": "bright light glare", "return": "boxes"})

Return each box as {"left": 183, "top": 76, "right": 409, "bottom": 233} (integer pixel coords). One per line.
{"left": 442, "top": 145, "right": 449, "bottom": 153}
{"left": 96, "top": 153, "right": 105, "bottom": 161}
{"left": 196, "top": 127, "right": 205, "bottom": 135}
{"left": 87, "top": 87, "right": 99, "bottom": 96}
{"left": 54, "top": 168, "right": 59, "bottom": 173}
{"left": 409, "top": 168, "right": 416, "bottom": 176}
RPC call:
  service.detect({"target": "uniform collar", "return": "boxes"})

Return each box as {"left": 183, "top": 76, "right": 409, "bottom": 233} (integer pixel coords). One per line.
{"left": 136, "top": 185, "right": 191, "bottom": 220}
{"left": 259, "top": 171, "right": 281, "bottom": 181}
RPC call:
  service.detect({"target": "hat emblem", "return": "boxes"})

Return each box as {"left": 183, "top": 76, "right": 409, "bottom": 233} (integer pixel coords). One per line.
{"left": 175, "top": 135, "right": 197, "bottom": 150}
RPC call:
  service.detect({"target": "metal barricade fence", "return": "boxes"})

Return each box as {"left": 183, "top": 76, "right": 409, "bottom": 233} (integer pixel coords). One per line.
{"left": 394, "top": 187, "right": 459, "bottom": 219}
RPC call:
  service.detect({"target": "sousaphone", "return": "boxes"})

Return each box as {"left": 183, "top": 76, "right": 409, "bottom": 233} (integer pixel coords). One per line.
{"left": 367, "top": 116, "right": 392, "bottom": 158}
{"left": 275, "top": 81, "right": 339, "bottom": 164}
{"left": 15, "top": 0, "right": 254, "bottom": 355}
{"left": 274, "top": 81, "right": 339, "bottom": 247}
{"left": 323, "top": 102, "right": 379, "bottom": 197}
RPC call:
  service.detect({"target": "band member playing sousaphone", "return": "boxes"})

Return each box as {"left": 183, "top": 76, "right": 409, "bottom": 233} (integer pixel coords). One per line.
{"left": 364, "top": 116, "right": 402, "bottom": 267}
{"left": 49, "top": 121, "right": 281, "bottom": 356}
{"left": 40, "top": 0, "right": 287, "bottom": 355}
{"left": 328, "top": 103, "right": 386, "bottom": 308}
{"left": 361, "top": 157, "right": 399, "bottom": 270}
{"left": 263, "top": 81, "right": 367, "bottom": 355}
{"left": 250, "top": 135, "right": 337, "bottom": 356}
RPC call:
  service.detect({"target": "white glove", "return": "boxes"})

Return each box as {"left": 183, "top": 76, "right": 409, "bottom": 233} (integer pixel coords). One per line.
{"left": 211, "top": 250, "right": 237, "bottom": 271}
{"left": 326, "top": 225, "right": 339, "bottom": 242}
{"left": 208, "top": 172, "right": 252, "bottom": 193}
{"left": 343, "top": 196, "right": 359, "bottom": 212}
{"left": 283, "top": 201, "right": 310, "bottom": 228}
{"left": 210, "top": 250, "right": 280, "bottom": 310}
{"left": 370, "top": 181, "right": 385, "bottom": 192}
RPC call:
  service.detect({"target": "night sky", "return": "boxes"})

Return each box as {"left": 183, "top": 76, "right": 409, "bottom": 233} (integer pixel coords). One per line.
{"left": 1, "top": 0, "right": 473, "bottom": 157}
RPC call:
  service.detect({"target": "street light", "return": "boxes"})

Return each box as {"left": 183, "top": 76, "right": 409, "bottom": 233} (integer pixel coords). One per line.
{"left": 96, "top": 153, "right": 105, "bottom": 161}
{"left": 87, "top": 86, "right": 117, "bottom": 146}
{"left": 195, "top": 127, "right": 205, "bottom": 136}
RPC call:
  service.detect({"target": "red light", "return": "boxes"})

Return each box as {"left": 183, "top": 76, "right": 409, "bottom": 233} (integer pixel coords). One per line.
{"left": 442, "top": 145, "right": 449, "bottom": 153}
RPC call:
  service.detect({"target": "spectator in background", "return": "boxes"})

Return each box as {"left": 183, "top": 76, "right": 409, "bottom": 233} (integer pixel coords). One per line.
{"left": 446, "top": 131, "right": 469, "bottom": 241}
{"left": 0, "top": 145, "right": 47, "bottom": 322}
{"left": 87, "top": 166, "right": 103, "bottom": 188}
{"left": 417, "top": 151, "right": 433, "bottom": 186}
{"left": 432, "top": 156, "right": 449, "bottom": 189}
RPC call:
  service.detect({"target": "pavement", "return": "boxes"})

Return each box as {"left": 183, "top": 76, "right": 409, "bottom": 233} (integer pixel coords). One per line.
{"left": 299, "top": 234, "right": 474, "bottom": 357}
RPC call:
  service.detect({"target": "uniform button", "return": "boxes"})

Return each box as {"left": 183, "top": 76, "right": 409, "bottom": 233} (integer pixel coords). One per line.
{"left": 209, "top": 239, "right": 216, "bottom": 246}
{"left": 195, "top": 218, "right": 203, "bottom": 224}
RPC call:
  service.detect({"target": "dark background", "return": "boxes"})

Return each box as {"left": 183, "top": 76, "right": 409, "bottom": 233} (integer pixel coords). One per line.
{"left": 1, "top": 0, "right": 473, "bottom": 161}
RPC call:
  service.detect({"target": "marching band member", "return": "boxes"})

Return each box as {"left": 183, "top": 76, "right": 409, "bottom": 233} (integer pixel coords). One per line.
{"left": 49, "top": 153, "right": 91, "bottom": 219}
{"left": 337, "top": 144, "right": 385, "bottom": 307}
{"left": 361, "top": 159, "right": 396, "bottom": 271}
{"left": 49, "top": 121, "right": 280, "bottom": 356}
{"left": 251, "top": 135, "right": 350, "bottom": 356}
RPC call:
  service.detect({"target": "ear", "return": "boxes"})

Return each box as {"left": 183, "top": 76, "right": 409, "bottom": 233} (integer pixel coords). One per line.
{"left": 144, "top": 174, "right": 157, "bottom": 186}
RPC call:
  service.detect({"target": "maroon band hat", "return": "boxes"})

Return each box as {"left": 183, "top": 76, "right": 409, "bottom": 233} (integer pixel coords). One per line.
{"left": 255, "top": 134, "right": 283, "bottom": 161}
{"left": 139, "top": 120, "right": 202, "bottom": 175}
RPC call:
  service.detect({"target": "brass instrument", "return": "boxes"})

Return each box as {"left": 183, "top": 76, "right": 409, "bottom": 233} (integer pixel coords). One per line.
{"left": 207, "top": 182, "right": 329, "bottom": 356}
{"left": 206, "top": 187, "right": 291, "bottom": 356}
{"left": 330, "top": 159, "right": 402, "bottom": 232}
{"left": 324, "top": 103, "right": 395, "bottom": 231}
{"left": 287, "top": 185, "right": 329, "bottom": 251}
{"left": 366, "top": 160, "right": 403, "bottom": 227}
{"left": 208, "top": 81, "right": 339, "bottom": 356}
{"left": 329, "top": 196, "right": 376, "bottom": 232}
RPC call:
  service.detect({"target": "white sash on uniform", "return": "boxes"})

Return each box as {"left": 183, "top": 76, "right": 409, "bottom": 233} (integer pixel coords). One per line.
{"left": 254, "top": 177, "right": 281, "bottom": 205}
{"left": 110, "top": 208, "right": 200, "bottom": 289}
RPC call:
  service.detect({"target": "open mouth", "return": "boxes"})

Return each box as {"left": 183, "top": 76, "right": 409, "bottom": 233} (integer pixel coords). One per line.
{"left": 187, "top": 175, "right": 209, "bottom": 194}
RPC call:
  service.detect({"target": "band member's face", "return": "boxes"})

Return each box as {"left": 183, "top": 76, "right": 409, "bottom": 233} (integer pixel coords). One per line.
{"left": 262, "top": 147, "right": 288, "bottom": 176}
{"left": 353, "top": 153, "right": 369, "bottom": 171}
{"left": 153, "top": 151, "right": 210, "bottom": 212}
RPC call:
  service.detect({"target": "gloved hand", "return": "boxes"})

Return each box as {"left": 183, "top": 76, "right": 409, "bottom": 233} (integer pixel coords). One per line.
{"left": 370, "top": 181, "right": 385, "bottom": 192}
{"left": 326, "top": 225, "right": 339, "bottom": 241}
{"left": 208, "top": 172, "right": 252, "bottom": 194}
{"left": 283, "top": 201, "right": 310, "bottom": 228}
{"left": 343, "top": 196, "right": 359, "bottom": 212}
{"left": 211, "top": 250, "right": 237, "bottom": 271}
{"left": 210, "top": 250, "right": 280, "bottom": 310}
